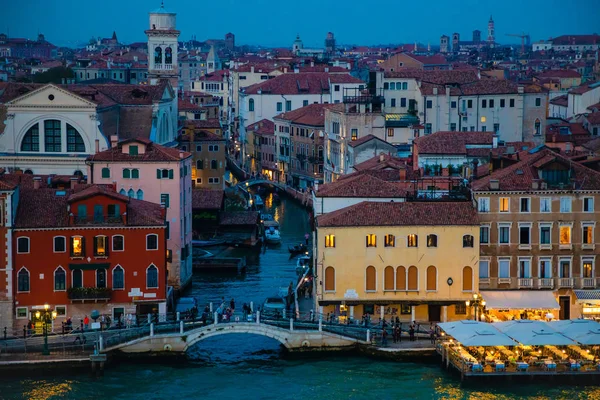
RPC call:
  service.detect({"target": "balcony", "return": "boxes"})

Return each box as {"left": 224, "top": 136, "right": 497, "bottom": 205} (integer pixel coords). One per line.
{"left": 154, "top": 64, "right": 174, "bottom": 71}
{"left": 581, "top": 277, "right": 597, "bottom": 288}
{"left": 73, "top": 214, "right": 124, "bottom": 226}
{"left": 518, "top": 278, "right": 534, "bottom": 288}
{"left": 498, "top": 277, "right": 512, "bottom": 285}
{"left": 558, "top": 278, "right": 574, "bottom": 288}
{"left": 538, "top": 278, "right": 554, "bottom": 289}
{"left": 343, "top": 88, "right": 384, "bottom": 105}
{"left": 67, "top": 287, "right": 112, "bottom": 302}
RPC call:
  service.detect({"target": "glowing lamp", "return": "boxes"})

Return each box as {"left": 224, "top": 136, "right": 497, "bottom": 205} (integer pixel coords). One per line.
{"left": 44, "top": 304, "right": 49, "bottom": 310}
{"left": 466, "top": 300, "right": 470, "bottom": 307}
{"left": 481, "top": 116, "right": 487, "bottom": 123}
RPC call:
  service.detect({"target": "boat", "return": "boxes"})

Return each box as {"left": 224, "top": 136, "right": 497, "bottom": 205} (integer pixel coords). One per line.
{"left": 254, "top": 194, "right": 264, "bottom": 208}
{"left": 295, "top": 254, "right": 311, "bottom": 275}
{"left": 191, "top": 239, "right": 226, "bottom": 247}
{"left": 288, "top": 243, "right": 307, "bottom": 255}
{"left": 263, "top": 220, "right": 281, "bottom": 244}
{"left": 260, "top": 213, "right": 273, "bottom": 223}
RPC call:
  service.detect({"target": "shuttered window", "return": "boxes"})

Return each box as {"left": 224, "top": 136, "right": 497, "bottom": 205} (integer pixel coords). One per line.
{"left": 396, "top": 266, "right": 406, "bottom": 290}
{"left": 325, "top": 267, "right": 335, "bottom": 291}
{"left": 463, "top": 266, "right": 473, "bottom": 291}
{"left": 407, "top": 266, "right": 418, "bottom": 291}
{"left": 426, "top": 266, "right": 437, "bottom": 291}
{"left": 366, "top": 266, "right": 376, "bottom": 291}
{"left": 384, "top": 266, "right": 394, "bottom": 290}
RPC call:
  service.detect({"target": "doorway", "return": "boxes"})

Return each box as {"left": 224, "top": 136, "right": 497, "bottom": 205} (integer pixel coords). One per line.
{"left": 559, "top": 296, "right": 571, "bottom": 320}
{"left": 428, "top": 304, "right": 441, "bottom": 322}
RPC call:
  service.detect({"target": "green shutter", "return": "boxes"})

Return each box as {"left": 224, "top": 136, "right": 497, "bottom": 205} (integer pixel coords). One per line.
{"left": 132, "top": 169, "right": 139, "bottom": 179}
{"left": 168, "top": 169, "right": 174, "bottom": 179}
{"left": 157, "top": 169, "right": 161, "bottom": 179}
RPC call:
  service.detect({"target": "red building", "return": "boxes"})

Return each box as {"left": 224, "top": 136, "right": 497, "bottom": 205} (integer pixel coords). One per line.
{"left": 11, "top": 180, "right": 167, "bottom": 331}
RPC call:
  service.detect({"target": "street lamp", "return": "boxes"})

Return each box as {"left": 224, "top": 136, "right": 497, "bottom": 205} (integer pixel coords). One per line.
{"left": 35, "top": 304, "right": 57, "bottom": 356}
{"left": 465, "top": 294, "right": 485, "bottom": 321}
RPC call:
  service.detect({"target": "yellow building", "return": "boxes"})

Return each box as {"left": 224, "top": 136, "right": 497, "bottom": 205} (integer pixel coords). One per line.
{"left": 316, "top": 201, "right": 480, "bottom": 323}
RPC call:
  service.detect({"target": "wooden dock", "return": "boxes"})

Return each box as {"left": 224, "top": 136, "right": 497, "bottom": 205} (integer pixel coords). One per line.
{"left": 192, "top": 257, "right": 246, "bottom": 272}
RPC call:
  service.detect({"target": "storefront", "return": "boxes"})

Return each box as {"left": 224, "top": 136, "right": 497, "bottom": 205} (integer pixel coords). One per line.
{"left": 480, "top": 291, "right": 560, "bottom": 322}
{"left": 574, "top": 290, "right": 600, "bottom": 320}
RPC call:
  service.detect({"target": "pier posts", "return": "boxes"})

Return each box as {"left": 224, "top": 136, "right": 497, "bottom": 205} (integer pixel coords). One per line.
{"left": 366, "top": 329, "right": 370, "bottom": 342}
{"left": 214, "top": 312, "right": 218, "bottom": 325}
{"left": 99, "top": 335, "right": 104, "bottom": 351}
{"left": 290, "top": 318, "right": 294, "bottom": 331}
{"left": 256, "top": 311, "right": 261, "bottom": 324}
{"left": 176, "top": 312, "right": 180, "bottom": 322}
{"left": 210, "top": 302, "right": 213, "bottom": 313}
{"left": 318, "top": 318, "right": 322, "bottom": 332}
{"left": 250, "top": 302, "right": 254, "bottom": 312}
{"left": 442, "top": 306, "right": 448, "bottom": 322}
{"left": 147, "top": 314, "right": 151, "bottom": 324}
{"left": 150, "top": 323, "right": 154, "bottom": 337}
{"left": 180, "top": 321, "right": 184, "bottom": 334}
{"left": 411, "top": 306, "right": 415, "bottom": 322}
{"left": 282, "top": 308, "right": 286, "bottom": 319}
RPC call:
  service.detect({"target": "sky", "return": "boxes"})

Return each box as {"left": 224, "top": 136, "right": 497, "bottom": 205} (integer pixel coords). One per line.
{"left": 1, "top": 0, "right": 600, "bottom": 48}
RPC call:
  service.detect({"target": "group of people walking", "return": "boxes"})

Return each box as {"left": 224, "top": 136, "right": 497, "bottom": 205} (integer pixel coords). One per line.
{"left": 378, "top": 319, "right": 437, "bottom": 346}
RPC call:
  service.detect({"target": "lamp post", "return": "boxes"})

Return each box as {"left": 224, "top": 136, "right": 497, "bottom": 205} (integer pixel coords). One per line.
{"left": 35, "top": 304, "right": 57, "bottom": 356}
{"left": 465, "top": 294, "right": 486, "bottom": 321}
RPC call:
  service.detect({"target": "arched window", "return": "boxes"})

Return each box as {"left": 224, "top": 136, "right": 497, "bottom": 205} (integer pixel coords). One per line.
{"left": 165, "top": 47, "right": 172, "bottom": 64}
{"left": 21, "top": 124, "right": 40, "bottom": 152}
{"left": 396, "top": 266, "right": 406, "bottom": 290}
{"left": 127, "top": 189, "right": 135, "bottom": 198}
{"left": 54, "top": 267, "right": 66, "bottom": 291}
{"left": 407, "top": 266, "right": 418, "bottom": 291}
{"left": 384, "top": 266, "right": 395, "bottom": 290}
{"left": 72, "top": 269, "right": 83, "bottom": 288}
{"left": 102, "top": 167, "right": 110, "bottom": 178}
{"left": 325, "top": 266, "right": 335, "bottom": 291}
{"left": 123, "top": 169, "right": 131, "bottom": 179}
{"left": 427, "top": 234, "right": 437, "bottom": 247}
{"left": 17, "top": 268, "right": 30, "bottom": 292}
{"left": 463, "top": 266, "right": 473, "bottom": 292}
{"left": 426, "top": 266, "right": 437, "bottom": 291}
{"left": 146, "top": 234, "right": 158, "bottom": 250}
{"left": 147, "top": 265, "right": 159, "bottom": 288}
{"left": 96, "top": 268, "right": 107, "bottom": 288}
{"left": 196, "top": 160, "right": 203, "bottom": 170}
{"left": 136, "top": 189, "right": 144, "bottom": 200}
{"left": 74, "top": 170, "right": 83, "bottom": 177}
{"left": 66, "top": 124, "right": 85, "bottom": 152}
{"left": 44, "top": 119, "right": 62, "bottom": 152}
{"left": 249, "top": 98, "right": 255, "bottom": 112}
{"left": 366, "top": 266, "right": 376, "bottom": 291}
{"left": 119, "top": 189, "right": 126, "bottom": 196}
{"left": 154, "top": 46, "right": 162, "bottom": 64}
{"left": 463, "top": 235, "right": 474, "bottom": 248}
{"left": 113, "top": 265, "right": 124, "bottom": 290}
{"left": 535, "top": 118, "right": 541, "bottom": 135}
{"left": 131, "top": 169, "right": 139, "bottom": 179}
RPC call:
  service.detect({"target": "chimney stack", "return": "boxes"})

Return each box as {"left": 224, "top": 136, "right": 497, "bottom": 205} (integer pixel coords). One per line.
{"left": 33, "top": 176, "right": 41, "bottom": 190}
{"left": 490, "top": 179, "right": 499, "bottom": 190}
{"left": 379, "top": 153, "right": 385, "bottom": 163}
{"left": 70, "top": 177, "right": 78, "bottom": 190}
{"left": 179, "top": 150, "right": 185, "bottom": 159}
{"left": 110, "top": 135, "right": 118, "bottom": 148}
{"left": 399, "top": 167, "right": 407, "bottom": 181}
{"left": 95, "top": 139, "right": 100, "bottom": 153}
{"left": 492, "top": 135, "right": 498, "bottom": 148}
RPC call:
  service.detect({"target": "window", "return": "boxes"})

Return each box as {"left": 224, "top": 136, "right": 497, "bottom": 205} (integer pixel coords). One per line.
{"left": 208, "top": 177, "right": 220, "bottom": 184}
{"left": 391, "top": 98, "right": 396, "bottom": 107}
{"left": 396, "top": 266, "right": 406, "bottom": 290}
{"left": 584, "top": 197, "right": 594, "bottom": 212}
{"left": 366, "top": 234, "right": 376, "bottom": 247}
{"left": 426, "top": 266, "right": 437, "bottom": 291}
{"left": 427, "top": 234, "right": 437, "bottom": 247}
{"left": 384, "top": 266, "right": 394, "bottom": 290}
{"left": 499, "top": 225, "right": 510, "bottom": 244}
{"left": 519, "top": 225, "right": 531, "bottom": 245}
{"left": 54, "top": 236, "right": 66, "bottom": 253}
{"left": 96, "top": 269, "right": 107, "bottom": 288}
{"left": 285, "top": 100, "right": 292, "bottom": 111}
{"left": 494, "top": 123, "right": 500, "bottom": 134}
{"left": 559, "top": 259, "right": 571, "bottom": 278}
{"left": 209, "top": 145, "right": 220, "bottom": 152}
{"left": 196, "top": 145, "right": 202, "bottom": 152}
{"left": 480, "top": 226, "right": 489, "bottom": 244}
{"left": 583, "top": 259, "right": 594, "bottom": 278}
{"left": 44, "top": 120, "right": 62, "bottom": 152}
{"left": 351, "top": 129, "right": 358, "bottom": 141}
{"left": 509, "top": 99, "right": 515, "bottom": 107}
{"left": 462, "top": 266, "right": 473, "bottom": 291}
{"left": 165, "top": 47, "right": 172, "bottom": 64}
{"left": 17, "top": 268, "right": 30, "bottom": 292}
{"left": 520, "top": 198, "right": 530, "bottom": 213}
{"left": 407, "top": 234, "right": 418, "bottom": 247}
{"left": 407, "top": 266, "right": 418, "bottom": 291}
{"left": 389, "top": 82, "right": 396, "bottom": 90}
{"left": 478, "top": 197, "right": 490, "bottom": 212}
{"left": 131, "top": 169, "right": 139, "bottom": 179}
{"left": 94, "top": 236, "right": 108, "bottom": 257}
{"left": 66, "top": 124, "right": 85, "bottom": 152}
{"left": 500, "top": 99, "right": 505, "bottom": 108}
{"left": 518, "top": 258, "right": 531, "bottom": 278}
{"left": 534, "top": 119, "right": 541, "bottom": 135}
{"left": 583, "top": 224, "right": 594, "bottom": 245}
{"left": 455, "top": 303, "right": 467, "bottom": 315}
{"left": 467, "top": 100, "right": 473, "bottom": 108}
{"left": 127, "top": 189, "right": 134, "bottom": 198}
{"left": 499, "top": 197, "right": 509, "bottom": 212}
{"left": 324, "top": 267, "right": 335, "bottom": 291}
{"left": 401, "top": 98, "right": 407, "bottom": 107}
{"left": 540, "top": 197, "right": 551, "bottom": 213}
{"left": 276, "top": 102, "right": 282, "bottom": 112}
{"left": 482, "top": 99, "right": 487, "bottom": 108}
{"left": 384, "top": 234, "right": 395, "bottom": 247}
{"left": 248, "top": 98, "right": 254, "bottom": 112}
{"left": 113, "top": 266, "right": 124, "bottom": 290}
{"left": 196, "top": 160, "right": 204, "bottom": 170}
{"left": 366, "top": 266, "right": 376, "bottom": 291}
{"left": 559, "top": 225, "right": 572, "bottom": 245}
{"left": 146, "top": 234, "right": 158, "bottom": 250}
{"left": 303, "top": 100, "right": 309, "bottom": 107}
{"left": 425, "top": 123, "right": 432, "bottom": 134}
{"left": 101, "top": 167, "right": 110, "bottom": 178}
{"left": 479, "top": 260, "right": 489, "bottom": 279}
{"left": 560, "top": 197, "right": 571, "bottom": 213}
{"left": 113, "top": 235, "right": 124, "bottom": 251}
{"left": 498, "top": 258, "right": 510, "bottom": 279}
{"left": 463, "top": 235, "right": 474, "bottom": 248}
{"left": 21, "top": 124, "right": 39, "bottom": 152}
{"left": 489, "top": 99, "right": 494, "bottom": 108}
{"left": 540, "top": 224, "right": 551, "bottom": 245}
{"left": 211, "top": 160, "right": 218, "bottom": 169}
{"left": 71, "top": 236, "right": 84, "bottom": 257}
{"left": 157, "top": 169, "right": 174, "bottom": 179}
{"left": 54, "top": 267, "right": 66, "bottom": 291}
{"left": 387, "top": 128, "right": 394, "bottom": 137}
{"left": 160, "top": 193, "right": 170, "bottom": 208}
{"left": 123, "top": 169, "right": 131, "bottom": 179}
{"left": 426, "top": 100, "right": 432, "bottom": 109}
{"left": 450, "top": 123, "right": 456, "bottom": 131}
{"left": 450, "top": 101, "right": 457, "bottom": 109}
{"left": 16, "top": 307, "right": 28, "bottom": 319}
{"left": 325, "top": 234, "right": 335, "bottom": 248}
{"left": 535, "top": 97, "right": 541, "bottom": 107}
{"left": 482, "top": 126, "right": 487, "bottom": 132}
{"left": 17, "top": 237, "right": 30, "bottom": 254}
{"left": 539, "top": 258, "right": 552, "bottom": 278}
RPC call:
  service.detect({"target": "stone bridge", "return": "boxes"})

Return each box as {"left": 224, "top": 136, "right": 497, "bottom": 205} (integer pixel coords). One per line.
{"left": 102, "top": 321, "right": 368, "bottom": 355}
{"left": 237, "top": 179, "right": 286, "bottom": 191}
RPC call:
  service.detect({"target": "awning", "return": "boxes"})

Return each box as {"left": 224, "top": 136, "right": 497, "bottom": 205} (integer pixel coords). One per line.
{"left": 493, "top": 320, "right": 576, "bottom": 346}
{"left": 481, "top": 291, "right": 560, "bottom": 310}
{"left": 574, "top": 290, "right": 600, "bottom": 304}
{"left": 548, "top": 320, "right": 600, "bottom": 345}
{"left": 438, "top": 320, "right": 518, "bottom": 347}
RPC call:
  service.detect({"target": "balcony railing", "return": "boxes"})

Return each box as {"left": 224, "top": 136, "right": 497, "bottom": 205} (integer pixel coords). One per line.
{"left": 73, "top": 214, "right": 124, "bottom": 225}
{"left": 581, "top": 277, "right": 597, "bottom": 288}
{"left": 67, "top": 287, "right": 112, "bottom": 301}
{"left": 343, "top": 88, "right": 384, "bottom": 105}
{"left": 518, "top": 278, "right": 533, "bottom": 288}
{"left": 498, "top": 277, "right": 512, "bottom": 284}
{"left": 538, "top": 278, "right": 554, "bottom": 288}
{"left": 558, "top": 278, "right": 574, "bottom": 288}
{"left": 155, "top": 64, "right": 174, "bottom": 71}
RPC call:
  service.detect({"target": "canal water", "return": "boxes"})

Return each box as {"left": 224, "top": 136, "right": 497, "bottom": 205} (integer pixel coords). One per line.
{"left": 3, "top": 194, "right": 600, "bottom": 399}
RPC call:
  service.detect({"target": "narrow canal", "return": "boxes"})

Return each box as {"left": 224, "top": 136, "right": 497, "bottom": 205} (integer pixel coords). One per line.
{"left": 3, "top": 194, "right": 600, "bottom": 399}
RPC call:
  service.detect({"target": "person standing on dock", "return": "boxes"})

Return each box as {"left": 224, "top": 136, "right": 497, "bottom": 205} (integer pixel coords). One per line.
{"left": 304, "top": 233, "right": 309, "bottom": 245}
{"left": 381, "top": 328, "right": 388, "bottom": 347}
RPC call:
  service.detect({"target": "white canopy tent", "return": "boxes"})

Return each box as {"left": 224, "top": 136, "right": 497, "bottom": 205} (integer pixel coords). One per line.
{"left": 438, "top": 320, "right": 519, "bottom": 347}
{"left": 481, "top": 291, "right": 560, "bottom": 310}
{"left": 548, "top": 320, "right": 600, "bottom": 345}
{"left": 493, "top": 320, "right": 576, "bottom": 346}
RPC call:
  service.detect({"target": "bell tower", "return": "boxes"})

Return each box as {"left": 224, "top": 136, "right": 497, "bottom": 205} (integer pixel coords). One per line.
{"left": 146, "top": 2, "right": 180, "bottom": 89}
{"left": 487, "top": 15, "right": 495, "bottom": 48}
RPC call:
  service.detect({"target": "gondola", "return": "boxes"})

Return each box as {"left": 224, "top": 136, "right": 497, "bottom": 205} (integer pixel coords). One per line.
{"left": 288, "top": 243, "right": 307, "bottom": 255}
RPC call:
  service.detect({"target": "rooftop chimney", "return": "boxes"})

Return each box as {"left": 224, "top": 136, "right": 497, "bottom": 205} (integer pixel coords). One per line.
{"left": 180, "top": 151, "right": 185, "bottom": 159}
{"left": 324, "top": 67, "right": 329, "bottom": 72}
{"left": 492, "top": 135, "right": 498, "bottom": 148}
{"left": 490, "top": 179, "right": 500, "bottom": 190}
{"left": 310, "top": 61, "right": 314, "bottom": 67}
{"left": 379, "top": 153, "right": 385, "bottom": 163}
{"left": 95, "top": 139, "right": 100, "bottom": 154}
{"left": 33, "top": 176, "right": 41, "bottom": 190}
{"left": 251, "top": 66, "right": 255, "bottom": 73}
{"left": 110, "top": 135, "right": 118, "bottom": 148}
{"left": 70, "top": 177, "right": 78, "bottom": 190}
{"left": 399, "top": 167, "right": 406, "bottom": 181}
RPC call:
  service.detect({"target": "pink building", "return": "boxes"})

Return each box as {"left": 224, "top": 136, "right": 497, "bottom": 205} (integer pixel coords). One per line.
{"left": 87, "top": 137, "right": 193, "bottom": 289}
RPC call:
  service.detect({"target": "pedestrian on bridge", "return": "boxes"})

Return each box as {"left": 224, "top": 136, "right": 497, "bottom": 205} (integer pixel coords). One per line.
{"left": 230, "top": 298, "right": 236, "bottom": 312}
{"left": 381, "top": 328, "right": 388, "bottom": 347}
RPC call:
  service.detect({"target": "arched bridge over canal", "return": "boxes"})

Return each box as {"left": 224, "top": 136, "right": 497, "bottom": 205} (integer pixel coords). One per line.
{"left": 236, "top": 179, "right": 286, "bottom": 191}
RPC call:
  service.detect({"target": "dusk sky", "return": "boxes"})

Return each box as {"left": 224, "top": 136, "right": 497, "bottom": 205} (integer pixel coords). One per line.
{"left": 2, "top": 0, "right": 599, "bottom": 48}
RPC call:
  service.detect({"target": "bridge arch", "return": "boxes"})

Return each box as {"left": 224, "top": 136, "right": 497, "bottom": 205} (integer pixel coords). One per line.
{"left": 182, "top": 323, "right": 293, "bottom": 351}
{"left": 237, "top": 179, "right": 285, "bottom": 191}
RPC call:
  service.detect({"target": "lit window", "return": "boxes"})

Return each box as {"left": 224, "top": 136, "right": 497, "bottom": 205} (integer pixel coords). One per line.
{"left": 71, "top": 236, "right": 84, "bottom": 257}
{"left": 407, "top": 234, "right": 418, "bottom": 247}
{"left": 427, "top": 234, "right": 437, "bottom": 247}
{"left": 462, "top": 235, "right": 474, "bottom": 248}
{"left": 325, "top": 235, "right": 335, "bottom": 248}
{"left": 583, "top": 260, "right": 594, "bottom": 278}
{"left": 366, "top": 234, "right": 377, "bottom": 247}
{"left": 94, "top": 236, "right": 108, "bottom": 257}
{"left": 559, "top": 226, "right": 571, "bottom": 244}
{"left": 384, "top": 234, "right": 395, "bottom": 247}
{"left": 499, "top": 197, "right": 509, "bottom": 212}
{"left": 583, "top": 225, "right": 594, "bottom": 245}
{"left": 351, "top": 129, "right": 358, "bottom": 141}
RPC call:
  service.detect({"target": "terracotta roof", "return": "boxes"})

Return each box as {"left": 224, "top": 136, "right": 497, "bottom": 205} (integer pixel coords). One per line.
{"left": 383, "top": 69, "right": 478, "bottom": 83}
{"left": 586, "top": 112, "right": 600, "bottom": 125}
{"left": 414, "top": 131, "right": 493, "bottom": 155}
{"left": 352, "top": 154, "right": 410, "bottom": 172}
{"left": 551, "top": 35, "right": 600, "bottom": 45}
{"left": 536, "top": 69, "right": 581, "bottom": 79}
{"left": 178, "top": 99, "right": 203, "bottom": 111}
{"left": 88, "top": 139, "right": 191, "bottom": 162}
{"left": 420, "top": 79, "right": 547, "bottom": 96}
{"left": 67, "top": 185, "right": 129, "bottom": 203}
{"left": 582, "top": 137, "right": 600, "bottom": 152}
{"left": 243, "top": 72, "right": 362, "bottom": 95}
{"left": 550, "top": 94, "right": 568, "bottom": 107}
{"left": 181, "top": 130, "right": 224, "bottom": 142}
{"left": 347, "top": 134, "right": 389, "bottom": 148}
{"left": 184, "top": 119, "right": 221, "bottom": 129}
{"left": 274, "top": 103, "right": 336, "bottom": 126}
{"left": 316, "top": 172, "right": 408, "bottom": 198}
{"left": 317, "top": 201, "right": 478, "bottom": 227}
{"left": 200, "top": 70, "right": 229, "bottom": 82}
{"left": 192, "top": 188, "right": 224, "bottom": 210}
{"left": 569, "top": 82, "right": 600, "bottom": 95}
{"left": 219, "top": 211, "right": 258, "bottom": 226}
{"left": 472, "top": 147, "right": 600, "bottom": 191}
{"left": 246, "top": 119, "right": 275, "bottom": 135}
{"left": 407, "top": 54, "right": 448, "bottom": 65}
